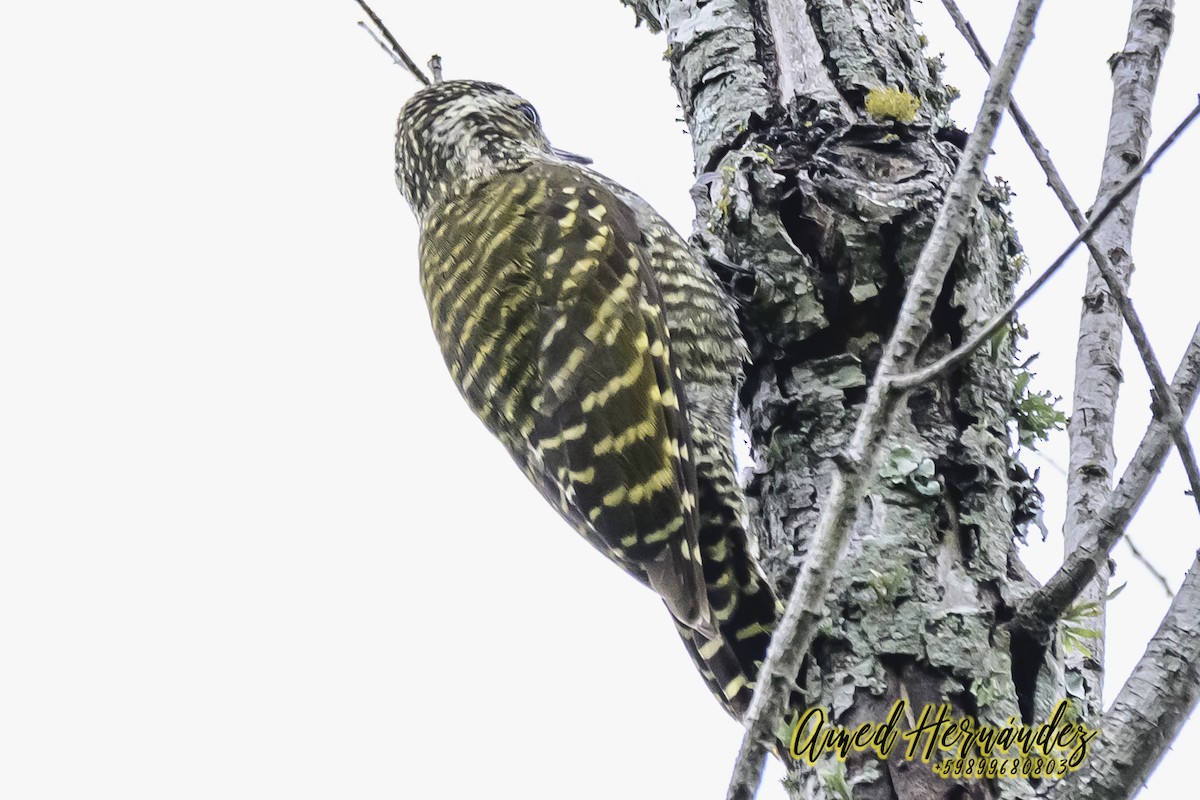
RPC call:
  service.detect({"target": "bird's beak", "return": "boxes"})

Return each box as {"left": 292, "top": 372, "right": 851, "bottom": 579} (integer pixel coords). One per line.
{"left": 552, "top": 147, "right": 593, "bottom": 165}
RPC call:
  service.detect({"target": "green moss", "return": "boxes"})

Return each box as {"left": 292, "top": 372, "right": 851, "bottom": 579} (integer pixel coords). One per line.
{"left": 865, "top": 87, "right": 921, "bottom": 123}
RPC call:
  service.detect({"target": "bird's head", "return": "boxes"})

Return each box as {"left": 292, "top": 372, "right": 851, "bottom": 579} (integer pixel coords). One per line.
{"left": 394, "top": 79, "right": 589, "bottom": 218}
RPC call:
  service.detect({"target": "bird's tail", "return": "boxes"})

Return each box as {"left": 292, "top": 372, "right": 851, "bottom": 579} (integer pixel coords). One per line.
{"left": 673, "top": 610, "right": 771, "bottom": 721}
{"left": 674, "top": 591, "right": 803, "bottom": 762}
{"left": 671, "top": 471, "right": 799, "bottom": 754}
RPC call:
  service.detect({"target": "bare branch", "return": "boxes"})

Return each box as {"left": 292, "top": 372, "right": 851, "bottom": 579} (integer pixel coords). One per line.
{"left": 938, "top": 0, "right": 1086, "bottom": 221}
{"left": 357, "top": 23, "right": 406, "bottom": 70}
{"left": 352, "top": 0, "right": 432, "bottom": 86}
{"left": 1047, "top": 551, "right": 1200, "bottom": 800}
{"left": 724, "top": 2, "right": 1046, "bottom": 796}
{"left": 941, "top": 0, "right": 1187, "bottom": 717}
{"left": 889, "top": 99, "right": 1200, "bottom": 391}
{"left": 932, "top": 6, "right": 1191, "bottom": 507}
{"left": 1010, "top": 323, "right": 1200, "bottom": 638}
{"left": 1057, "top": 0, "right": 1175, "bottom": 713}
{"left": 1122, "top": 536, "right": 1175, "bottom": 597}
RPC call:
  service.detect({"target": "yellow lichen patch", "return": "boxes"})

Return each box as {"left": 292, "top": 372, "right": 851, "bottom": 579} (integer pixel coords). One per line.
{"left": 865, "top": 87, "right": 921, "bottom": 123}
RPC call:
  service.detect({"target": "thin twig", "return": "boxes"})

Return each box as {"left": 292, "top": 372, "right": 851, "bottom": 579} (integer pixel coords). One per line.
{"left": 352, "top": 0, "right": 432, "bottom": 85}
{"left": 889, "top": 98, "right": 1200, "bottom": 391}
{"left": 724, "top": 3, "right": 1046, "bottom": 797}
{"left": 357, "top": 23, "right": 406, "bottom": 69}
{"left": 939, "top": 0, "right": 1085, "bottom": 213}
{"left": 1122, "top": 536, "right": 1175, "bottom": 597}
{"left": 1011, "top": 323, "right": 1200, "bottom": 637}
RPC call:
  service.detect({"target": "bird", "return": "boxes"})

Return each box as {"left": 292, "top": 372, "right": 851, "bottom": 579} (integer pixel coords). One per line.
{"left": 393, "top": 79, "right": 782, "bottom": 722}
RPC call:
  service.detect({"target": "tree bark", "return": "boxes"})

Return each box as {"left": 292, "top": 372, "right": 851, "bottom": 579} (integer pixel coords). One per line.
{"left": 621, "top": 1, "right": 1055, "bottom": 798}
{"left": 1062, "top": 0, "right": 1174, "bottom": 719}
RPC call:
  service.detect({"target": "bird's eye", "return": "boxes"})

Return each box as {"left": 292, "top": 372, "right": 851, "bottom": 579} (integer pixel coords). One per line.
{"left": 517, "top": 103, "right": 540, "bottom": 126}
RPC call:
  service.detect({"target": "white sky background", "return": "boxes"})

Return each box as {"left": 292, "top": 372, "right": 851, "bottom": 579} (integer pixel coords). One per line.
{"left": 1, "top": 0, "right": 1197, "bottom": 798}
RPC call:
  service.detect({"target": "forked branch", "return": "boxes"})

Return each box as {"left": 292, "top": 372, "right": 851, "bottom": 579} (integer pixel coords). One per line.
{"left": 1048, "top": 547, "right": 1200, "bottom": 799}
{"left": 352, "top": 0, "right": 433, "bottom": 85}
{"left": 937, "top": 0, "right": 1200, "bottom": 517}
{"left": 1011, "top": 324, "right": 1200, "bottom": 637}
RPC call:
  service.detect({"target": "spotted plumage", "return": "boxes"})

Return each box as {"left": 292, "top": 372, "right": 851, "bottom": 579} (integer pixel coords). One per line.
{"left": 395, "top": 80, "right": 780, "bottom": 719}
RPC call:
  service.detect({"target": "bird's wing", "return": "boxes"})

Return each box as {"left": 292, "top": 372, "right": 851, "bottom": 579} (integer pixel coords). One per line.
{"left": 419, "top": 162, "right": 712, "bottom": 634}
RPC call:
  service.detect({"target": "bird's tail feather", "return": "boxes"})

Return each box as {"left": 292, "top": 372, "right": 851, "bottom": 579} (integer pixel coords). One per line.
{"left": 669, "top": 468, "right": 800, "bottom": 756}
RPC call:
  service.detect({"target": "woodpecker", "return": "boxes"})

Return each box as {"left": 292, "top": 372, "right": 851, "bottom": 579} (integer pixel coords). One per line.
{"left": 394, "top": 80, "right": 780, "bottom": 720}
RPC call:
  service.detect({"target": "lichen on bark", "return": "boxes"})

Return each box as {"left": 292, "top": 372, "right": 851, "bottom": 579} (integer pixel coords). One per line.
{"left": 620, "top": 1, "right": 1059, "bottom": 798}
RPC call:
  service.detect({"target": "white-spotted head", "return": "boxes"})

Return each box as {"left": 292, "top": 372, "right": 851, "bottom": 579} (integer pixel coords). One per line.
{"left": 394, "top": 80, "right": 589, "bottom": 218}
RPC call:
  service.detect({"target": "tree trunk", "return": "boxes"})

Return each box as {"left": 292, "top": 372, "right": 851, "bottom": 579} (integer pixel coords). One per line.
{"left": 620, "top": 2, "right": 1062, "bottom": 797}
